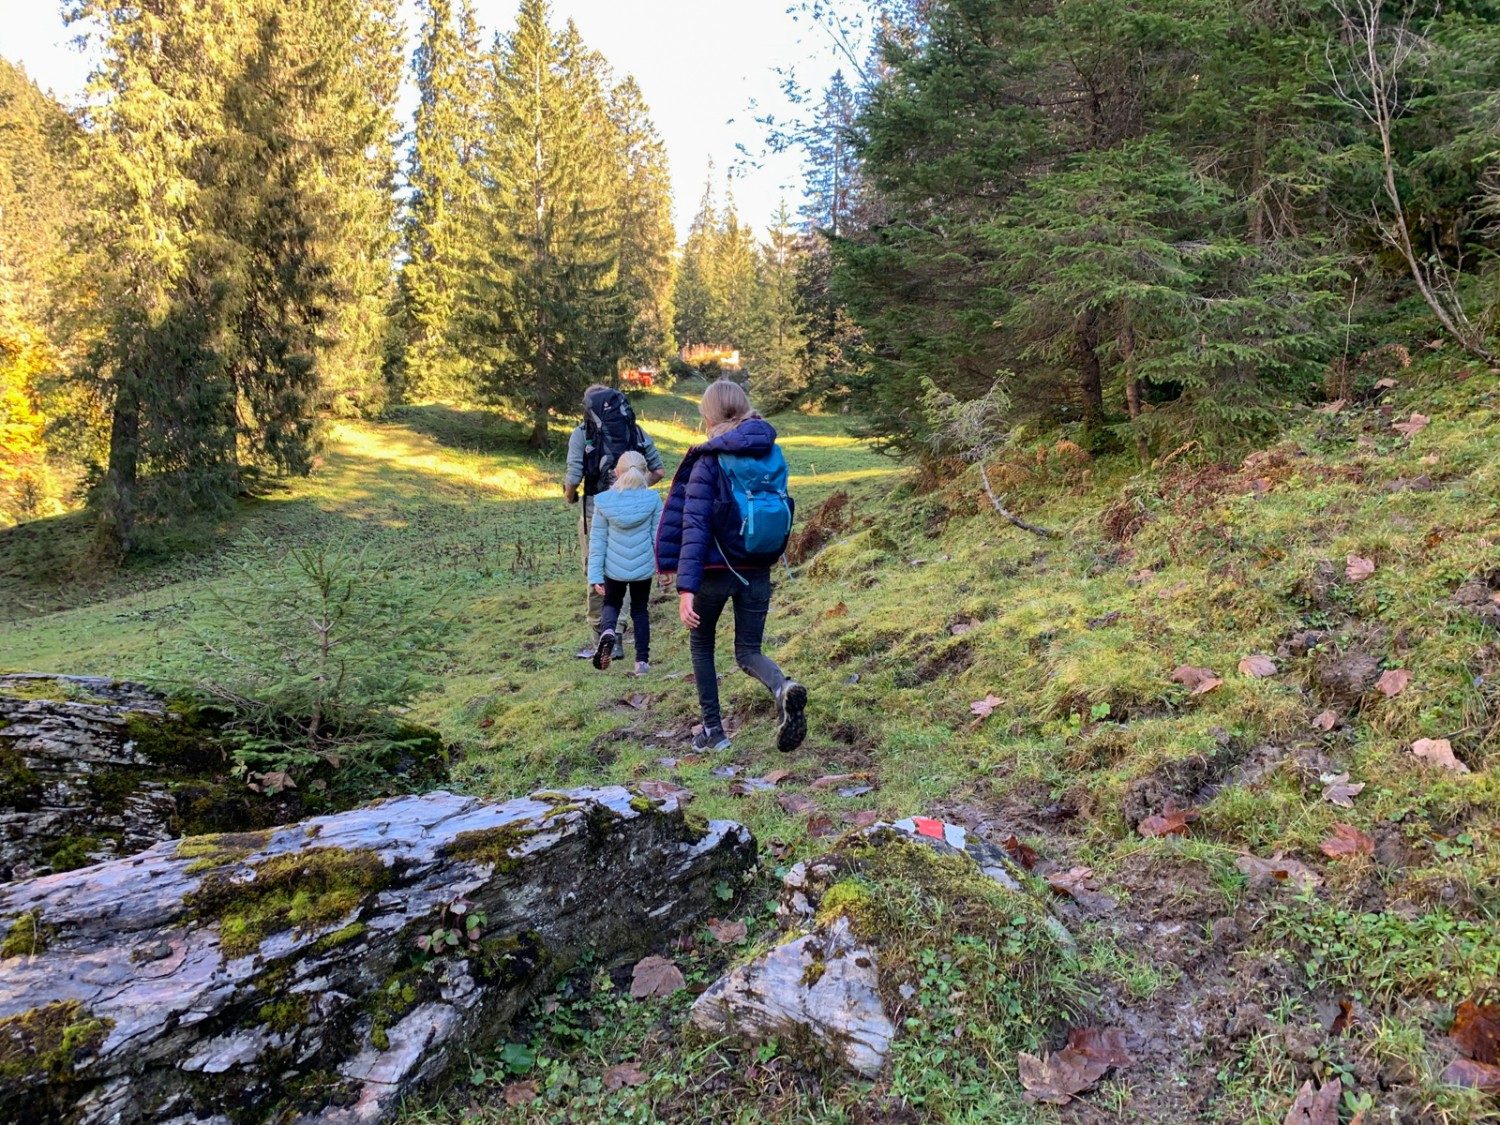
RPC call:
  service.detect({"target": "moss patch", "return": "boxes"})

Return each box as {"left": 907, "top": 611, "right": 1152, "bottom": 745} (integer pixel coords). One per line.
{"left": 444, "top": 823, "right": 537, "bottom": 872}
{"left": 309, "top": 921, "right": 367, "bottom": 955}
{"left": 0, "top": 741, "right": 38, "bottom": 807}
{"left": 187, "top": 846, "right": 388, "bottom": 959}
{"left": 46, "top": 835, "right": 102, "bottom": 873}
{"left": 176, "top": 830, "right": 272, "bottom": 875}
{"left": 1, "top": 911, "right": 53, "bottom": 958}
{"left": 257, "top": 993, "right": 311, "bottom": 1034}
{"left": 0, "top": 1001, "right": 113, "bottom": 1083}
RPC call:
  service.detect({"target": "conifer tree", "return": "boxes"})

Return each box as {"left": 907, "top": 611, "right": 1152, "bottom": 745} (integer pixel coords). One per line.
{"left": 748, "top": 202, "right": 809, "bottom": 410}
{"left": 460, "top": 0, "right": 623, "bottom": 447}
{"left": 607, "top": 76, "right": 676, "bottom": 366}
{"left": 401, "top": 0, "right": 485, "bottom": 396}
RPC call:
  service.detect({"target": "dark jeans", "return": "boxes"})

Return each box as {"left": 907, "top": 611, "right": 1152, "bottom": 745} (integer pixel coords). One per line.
{"left": 601, "top": 578, "right": 652, "bottom": 661}
{"left": 688, "top": 568, "right": 786, "bottom": 730}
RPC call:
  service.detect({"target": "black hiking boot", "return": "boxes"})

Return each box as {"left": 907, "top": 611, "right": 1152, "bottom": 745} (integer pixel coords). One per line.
{"left": 593, "top": 631, "right": 615, "bottom": 671}
{"left": 691, "top": 725, "right": 732, "bottom": 752}
{"left": 613, "top": 635, "right": 626, "bottom": 661}
{"left": 777, "top": 682, "right": 807, "bottom": 753}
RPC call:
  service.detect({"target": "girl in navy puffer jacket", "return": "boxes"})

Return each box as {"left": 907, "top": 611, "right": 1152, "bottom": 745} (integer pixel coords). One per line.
{"left": 655, "top": 381, "right": 807, "bottom": 753}
{"left": 589, "top": 451, "right": 662, "bottom": 674}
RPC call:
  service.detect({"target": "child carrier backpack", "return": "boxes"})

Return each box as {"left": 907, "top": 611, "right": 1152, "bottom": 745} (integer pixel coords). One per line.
{"left": 715, "top": 448, "right": 794, "bottom": 565}
{"left": 583, "top": 387, "right": 646, "bottom": 495}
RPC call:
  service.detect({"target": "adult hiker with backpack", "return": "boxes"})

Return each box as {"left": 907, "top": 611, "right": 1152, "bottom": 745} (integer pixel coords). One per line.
{"left": 564, "top": 384, "right": 665, "bottom": 660}
{"left": 655, "top": 379, "right": 807, "bottom": 753}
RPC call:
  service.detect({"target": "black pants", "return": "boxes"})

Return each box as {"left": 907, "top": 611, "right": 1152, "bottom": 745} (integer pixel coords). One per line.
{"left": 689, "top": 568, "right": 786, "bottom": 730}
{"left": 601, "top": 578, "right": 652, "bottom": 661}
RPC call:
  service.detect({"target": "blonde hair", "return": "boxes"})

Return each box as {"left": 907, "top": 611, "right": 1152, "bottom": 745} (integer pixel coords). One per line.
{"left": 611, "top": 450, "right": 650, "bottom": 491}
{"left": 701, "top": 379, "right": 757, "bottom": 438}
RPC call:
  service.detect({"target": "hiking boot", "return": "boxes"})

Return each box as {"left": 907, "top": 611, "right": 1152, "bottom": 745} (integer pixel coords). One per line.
{"left": 593, "top": 631, "right": 615, "bottom": 671}
{"left": 776, "top": 682, "right": 807, "bottom": 753}
{"left": 633, "top": 661, "right": 651, "bottom": 676}
{"left": 613, "top": 635, "right": 626, "bottom": 661}
{"left": 691, "top": 725, "right": 732, "bottom": 752}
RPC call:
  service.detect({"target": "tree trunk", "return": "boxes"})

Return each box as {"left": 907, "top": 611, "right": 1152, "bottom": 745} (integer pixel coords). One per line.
{"left": 101, "top": 390, "right": 140, "bottom": 556}
{"left": 1120, "top": 324, "right": 1148, "bottom": 464}
{"left": 1074, "top": 309, "right": 1105, "bottom": 432}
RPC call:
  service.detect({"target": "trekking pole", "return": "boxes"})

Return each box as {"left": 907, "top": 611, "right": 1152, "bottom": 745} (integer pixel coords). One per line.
{"left": 781, "top": 553, "right": 794, "bottom": 582}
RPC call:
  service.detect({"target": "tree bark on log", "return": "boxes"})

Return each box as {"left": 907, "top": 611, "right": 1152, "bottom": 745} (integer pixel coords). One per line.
{"left": 0, "top": 788, "right": 755, "bottom": 1125}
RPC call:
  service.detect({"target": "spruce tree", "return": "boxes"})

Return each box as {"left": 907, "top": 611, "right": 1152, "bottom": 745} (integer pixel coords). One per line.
{"left": 607, "top": 76, "right": 676, "bottom": 367}
{"left": 748, "top": 202, "right": 809, "bottom": 411}
{"left": 460, "top": 0, "right": 623, "bottom": 447}
{"left": 401, "top": 0, "right": 485, "bottom": 396}
{"left": 674, "top": 172, "right": 719, "bottom": 350}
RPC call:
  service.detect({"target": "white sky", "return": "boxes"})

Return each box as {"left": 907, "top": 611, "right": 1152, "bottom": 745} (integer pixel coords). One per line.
{"left": 0, "top": 0, "right": 856, "bottom": 240}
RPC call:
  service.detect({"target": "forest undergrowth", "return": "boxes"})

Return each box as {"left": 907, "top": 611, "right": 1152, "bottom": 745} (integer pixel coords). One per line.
{"left": 2, "top": 374, "right": 1498, "bottom": 1123}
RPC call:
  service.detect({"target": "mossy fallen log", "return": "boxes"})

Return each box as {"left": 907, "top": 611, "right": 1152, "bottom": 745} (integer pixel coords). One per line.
{"left": 0, "top": 787, "right": 755, "bottom": 1124}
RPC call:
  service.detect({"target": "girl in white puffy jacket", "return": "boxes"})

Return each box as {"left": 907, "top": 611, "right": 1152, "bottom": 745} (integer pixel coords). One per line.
{"left": 587, "top": 451, "right": 663, "bottom": 673}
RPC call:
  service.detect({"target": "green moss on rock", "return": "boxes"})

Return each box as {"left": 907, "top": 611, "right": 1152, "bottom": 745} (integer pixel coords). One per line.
{"left": 445, "top": 823, "right": 537, "bottom": 872}
{"left": 176, "top": 831, "right": 272, "bottom": 875}
{"left": 1, "top": 911, "right": 53, "bottom": 959}
{"left": 310, "top": 921, "right": 367, "bottom": 954}
{"left": 257, "top": 994, "right": 311, "bottom": 1033}
{"left": 0, "top": 741, "right": 39, "bottom": 808}
{"left": 47, "top": 835, "right": 102, "bottom": 873}
{"left": 187, "top": 846, "right": 389, "bottom": 959}
{"left": 0, "top": 1001, "right": 113, "bottom": 1083}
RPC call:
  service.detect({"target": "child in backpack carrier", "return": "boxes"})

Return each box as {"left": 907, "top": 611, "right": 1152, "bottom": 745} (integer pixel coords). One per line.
{"left": 588, "top": 451, "right": 663, "bottom": 674}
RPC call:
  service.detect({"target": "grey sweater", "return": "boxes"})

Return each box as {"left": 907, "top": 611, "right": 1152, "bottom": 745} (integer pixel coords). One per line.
{"left": 565, "top": 425, "right": 665, "bottom": 492}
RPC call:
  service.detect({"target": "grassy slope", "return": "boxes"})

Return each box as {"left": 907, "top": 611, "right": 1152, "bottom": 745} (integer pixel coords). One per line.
{"left": 2, "top": 372, "right": 1498, "bottom": 1123}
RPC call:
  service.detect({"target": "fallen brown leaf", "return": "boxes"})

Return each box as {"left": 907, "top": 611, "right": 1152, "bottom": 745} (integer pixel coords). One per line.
{"left": 602, "top": 1062, "right": 650, "bottom": 1090}
{"left": 1320, "top": 772, "right": 1365, "bottom": 809}
{"left": 1046, "top": 867, "right": 1118, "bottom": 913}
{"left": 629, "top": 955, "right": 685, "bottom": 999}
{"left": 1170, "top": 664, "right": 1223, "bottom": 695}
{"left": 1440, "top": 1058, "right": 1500, "bottom": 1093}
{"left": 1319, "top": 823, "right": 1375, "bottom": 860}
{"left": 1066, "top": 1026, "right": 1133, "bottom": 1068}
{"left": 1283, "top": 1077, "right": 1341, "bottom": 1125}
{"left": 1235, "top": 852, "right": 1322, "bottom": 892}
{"left": 1139, "top": 799, "right": 1199, "bottom": 838}
{"left": 843, "top": 810, "right": 880, "bottom": 828}
{"left": 1376, "top": 668, "right": 1412, "bottom": 698}
{"left": 706, "top": 918, "right": 748, "bottom": 944}
{"left": 777, "top": 792, "right": 820, "bottom": 816}
{"left": 807, "top": 814, "right": 839, "bottom": 838}
{"left": 1315, "top": 399, "right": 1346, "bottom": 414}
{"left": 1000, "top": 835, "right": 1039, "bottom": 870}
{"left": 1312, "top": 710, "right": 1339, "bottom": 732}
{"left": 824, "top": 602, "right": 848, "bottom": 618}
{"left": 503, "top": 1080, "right": 539, "bottom": 1106}
{"left": 811, "top": 773, "right": 866, "bottom": 789}
{"left": 637, "top": 779, "right": 692, "bottom": 801}
{"left": 1345, "top": 555, "right": 1376, "bottom": 582}
{"left": 1392, "top": 412, "right": 1430, "bottom": 438}
{"left": 1017, "top": 1047, "right": 1109, "bottom": 1105}
{"left": 1411, "top": 737, "right": 1470, "bottom": 773}
{"left": 1450, "top": 999, "right": 1500, "bottom": 1065}
{"left": 970, "top": 694, "right": 1004, "bottom": 717}
{"left": 1238, "top": 654, "right": 1277, "bottom": 678}
{"left": 624, "top": 693, "right": 649, "bottom": 710}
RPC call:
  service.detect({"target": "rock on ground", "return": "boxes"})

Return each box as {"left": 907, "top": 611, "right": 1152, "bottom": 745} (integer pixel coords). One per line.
{"left": 0, "top": 787, "right": 754, "bottom": 1124}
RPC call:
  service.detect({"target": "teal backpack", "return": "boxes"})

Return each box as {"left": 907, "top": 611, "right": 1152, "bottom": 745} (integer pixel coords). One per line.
{"left": 716, "top": 448, "right": 794, "bottom": 565}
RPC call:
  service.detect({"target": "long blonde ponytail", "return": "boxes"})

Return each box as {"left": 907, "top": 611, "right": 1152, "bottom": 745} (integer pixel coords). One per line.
{"left": 701, "top": 379, "right": 757, "bottom": 438}
{"left": 612, "top": 450, "right": 650, "bottom": 491}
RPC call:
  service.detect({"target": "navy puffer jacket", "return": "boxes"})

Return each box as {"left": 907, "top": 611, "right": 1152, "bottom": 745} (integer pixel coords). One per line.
{"left": 655, "top": 418, "right": 779, "bottom": 593}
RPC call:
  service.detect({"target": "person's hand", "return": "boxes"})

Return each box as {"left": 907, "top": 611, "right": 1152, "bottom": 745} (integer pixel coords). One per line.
{"left": 679, "top": 591, "right": 699, "bottom": 629}
{"left": 593, "top": 583, "right": 606, "bottom": 596}
{"left": 658, "top": 573, "right": 672, "bottom": 589}
{"left": 564, "top": 486, "right": 578, "bottom": 505}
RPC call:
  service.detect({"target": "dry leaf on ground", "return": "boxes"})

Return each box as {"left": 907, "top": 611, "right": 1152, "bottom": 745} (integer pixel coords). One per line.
{"left": 1392, "top": 412, "right": 1430, "bottom": 438}
{"left": 1046, "top": 867, "right": 1118, "bottom": 913}
{"left": 1450, "top": 999, "right": 1500, "bottom": 1065}
{"left": 843, "top": 810, "right": 880, "bottom": 827}
{"left": 1376, "top": 669, "right": 1413, "bottom": 698}
{"left": 602, "top": 1062, "right": 650, "bottom": 1090}
{"left": 970, "top": 694, "right": 1004, "bottom": 717}
{"left": 503, "top": 1081, "right": 539, "bottom": 1106}
{"left": 1171, "top": 664, "right": 1224, "bottom": 695}
{"left": 1139, "top": 799, "right": 1199, "bottom": 838}
{"left": 807, "top": 814, "right": 839, "bottom": 838}
{"left": 1066, "top": 1026, "right": 1133, "bottom": 1068}
{"left": 1017, "top": 1048, "right": 1109, "bottom": 1105}
{"left": 1315, "top": 399, "right": 1346, "bottom": 414}
{"left": 1238, "top": 654, "right": 1277, "bottom": 678}
{"left": 811, "top": 773, "right": 867, "bottom": 789}
{"left": 1345, "top": 555, "right": 1376, "bottom": 582}
{"left": 1319, "top": 823, "right": 1375, "bottom": 860}
{"left": 777, "top": 792, "right": 820, "bottom": 816}
{"left": 629, "top": 955, "right": 685, "bottom": 999}
{"left": 637, "top": 779, "right": 692, "bottom": 801}
{"left": 824, "top": 602, "right": 848, "bottom": 618}
{"left": 1000, "top": 834, "right": 1039, "bottom": 870}
{"left": 1320, "top": 772, "right": 1365, "bottom": 809}
{"left": 1440, "top": 1058, "right": 1500, "bottom": 1092}
{"left": 1235, "top": 852, "right": 1322, "bottom": 892}
{"left": 624, "top": 694, "right": 649, "bottom": 710}
{"left": 706, "top": 918, "right": 748, "bottom": 944}
{"left": 1312, "top": 710, "right": 1339, "bottom": 732}
{"left": 1411, "top": 737, "right": 1470, "bottom": 773}
{"left": 1283, "top": 1077, "right": 1341, "bottom": 1125}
